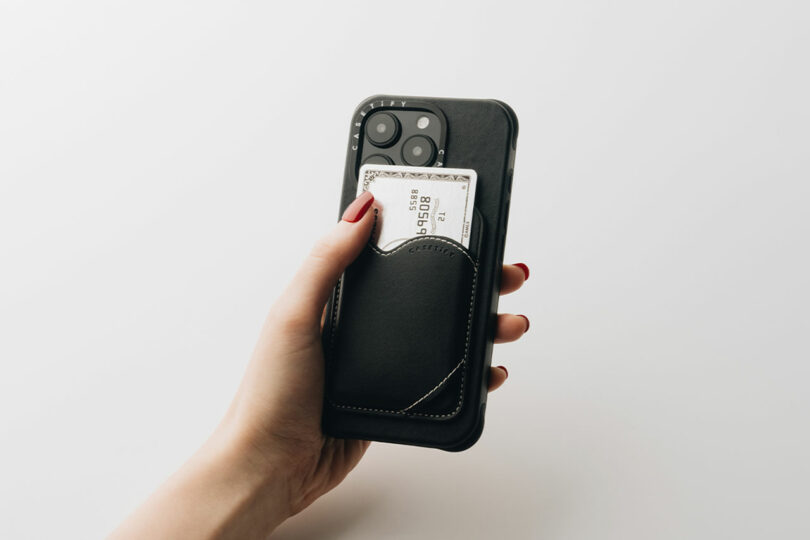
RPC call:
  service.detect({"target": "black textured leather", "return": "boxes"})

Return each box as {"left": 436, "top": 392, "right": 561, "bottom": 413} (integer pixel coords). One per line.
{"left": 326, "top": 235, "right": 477, "bottom": 418}
{"left": 323, "top": 96, "right": 517, "bottom": 450}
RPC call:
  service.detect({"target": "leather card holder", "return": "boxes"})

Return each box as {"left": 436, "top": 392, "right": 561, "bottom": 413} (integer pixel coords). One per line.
{"left": 324, "top": 227, "right": 480, "bottom": 420}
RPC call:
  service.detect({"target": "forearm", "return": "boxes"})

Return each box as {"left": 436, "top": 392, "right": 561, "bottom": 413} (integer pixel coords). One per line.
{"left": 108, "top": 426, "right": 291, "bottom": 540}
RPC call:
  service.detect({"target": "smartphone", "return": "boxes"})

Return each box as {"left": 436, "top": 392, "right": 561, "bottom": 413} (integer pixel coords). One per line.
{"left": 322, "top": 95, "right": 518, "bottom": 451}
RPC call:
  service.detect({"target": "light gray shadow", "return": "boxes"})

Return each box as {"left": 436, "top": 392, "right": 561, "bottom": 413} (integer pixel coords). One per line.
{"left": 272, "top": 483, "right": 384, "bottom": 539}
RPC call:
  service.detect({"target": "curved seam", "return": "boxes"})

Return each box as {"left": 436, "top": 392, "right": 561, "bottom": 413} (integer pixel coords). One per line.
{"left": 399, "top": 357, "right": 465, "bottom": 413}
{"left": 368, "top": 235, "right": 476, "bottom": 265}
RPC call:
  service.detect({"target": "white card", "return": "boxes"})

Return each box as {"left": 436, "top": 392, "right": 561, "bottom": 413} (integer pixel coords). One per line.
{"left": 357, "top": 164, "right": 477, "bottom": 250}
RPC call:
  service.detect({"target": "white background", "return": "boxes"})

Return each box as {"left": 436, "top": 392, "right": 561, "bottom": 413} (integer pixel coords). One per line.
{"left": 1, "top": 1, "right": 808, "bottom": 538}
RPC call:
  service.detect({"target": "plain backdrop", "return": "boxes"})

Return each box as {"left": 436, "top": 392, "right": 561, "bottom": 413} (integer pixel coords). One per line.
{"left": 1, "top": 1, "right": 808, "bottom": 538}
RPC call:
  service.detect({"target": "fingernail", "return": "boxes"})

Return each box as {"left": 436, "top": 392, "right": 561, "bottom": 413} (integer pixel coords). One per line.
{"left": 514, "top": 263, "right": 530, "bottom": 280}
{"left": 517, "top": 314, "right": 530, "bottom": 333}
{"left": 342, "top": 191, "right": 374, "bottom": 223}
{"left": 497, "top": 365, "right": 508, "bottom": 377}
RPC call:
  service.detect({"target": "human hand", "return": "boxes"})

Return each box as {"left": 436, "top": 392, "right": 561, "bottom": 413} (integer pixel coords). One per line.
{"left": 109, "top": 191, "right": 530, "bottom": 539}
{"left": 223, "top": 190, "right": 530, "bottom": 518}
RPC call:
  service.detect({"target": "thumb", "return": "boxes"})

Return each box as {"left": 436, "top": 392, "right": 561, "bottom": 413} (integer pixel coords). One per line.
{"left": 279, "top": 191, "right": 375, "bottom": 327}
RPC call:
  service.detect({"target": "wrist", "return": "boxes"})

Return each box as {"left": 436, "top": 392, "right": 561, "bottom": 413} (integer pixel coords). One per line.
{"left": 196, "top": 421, "right": 296, "bottom": 534}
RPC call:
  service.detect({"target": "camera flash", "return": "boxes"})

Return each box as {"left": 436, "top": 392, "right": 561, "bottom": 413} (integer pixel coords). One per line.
{"left": 416, "top": 116, "right": 430, "bottom": 129}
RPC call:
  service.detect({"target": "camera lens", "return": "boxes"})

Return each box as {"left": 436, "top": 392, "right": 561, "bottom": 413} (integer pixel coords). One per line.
{"left": 363, "top": 154, "right": 393, "bottom": 165}
{"left": 401, "top": 135, "right": 436, "bottom": 166}
{"left": 365, "top": 112, "right": 400, "bottom": 147}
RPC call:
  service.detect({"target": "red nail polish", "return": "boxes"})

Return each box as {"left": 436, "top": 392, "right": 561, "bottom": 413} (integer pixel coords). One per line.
{"left": 342, "top": 191, "right": 374, "bottom": 223}
{"left": 514, "top": 263, "right": 530, "bottom": 280}
{"left": 518, "top": 314, "right": 530, "bottom": 332}
{"left": 497, "top": 365, "right": 508, "bottom": 377}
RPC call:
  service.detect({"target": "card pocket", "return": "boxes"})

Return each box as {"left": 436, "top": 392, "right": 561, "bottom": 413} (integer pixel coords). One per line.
{"left": 325, "top": 233, "right": 479, "bottom": 419}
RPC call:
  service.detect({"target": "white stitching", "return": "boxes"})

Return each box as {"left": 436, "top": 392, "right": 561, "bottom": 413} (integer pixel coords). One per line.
{"left": 400, "top": 357, "right": 465, "bottom": 412}
{"left": 327, "top": 235, "right": 478, "bottom": 418}
{"left": 368, "top": 234, "right": 476, "bottom": 265}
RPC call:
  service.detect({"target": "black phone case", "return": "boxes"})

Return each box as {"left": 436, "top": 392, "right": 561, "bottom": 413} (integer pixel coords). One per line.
{"left": 322, "top": 95, "right": 518, "bottom": 451}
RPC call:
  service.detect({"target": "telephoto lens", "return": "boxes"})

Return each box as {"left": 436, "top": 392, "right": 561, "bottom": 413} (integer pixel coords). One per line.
{"left": 401, "top": 135, "right": 436, "bottom": 166}
{"left": 365, "top": 112, "right": 400, "bottom": 147}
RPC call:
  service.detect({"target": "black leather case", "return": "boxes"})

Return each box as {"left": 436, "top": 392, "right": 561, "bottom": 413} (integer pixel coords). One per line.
{"left": 322, "top": 96, "right": 518, "bottom": 451}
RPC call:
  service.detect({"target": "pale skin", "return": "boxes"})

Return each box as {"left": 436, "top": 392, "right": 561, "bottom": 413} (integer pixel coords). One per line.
{"left": 109, "top": 191, "right": 529, "bottom": 539}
